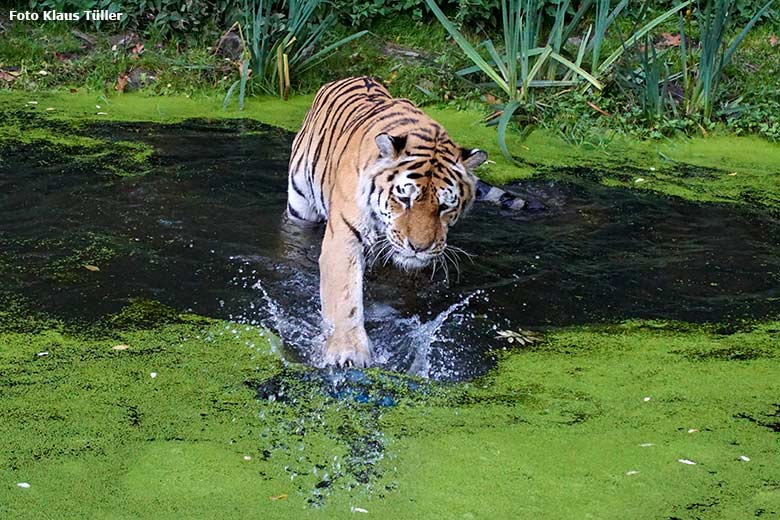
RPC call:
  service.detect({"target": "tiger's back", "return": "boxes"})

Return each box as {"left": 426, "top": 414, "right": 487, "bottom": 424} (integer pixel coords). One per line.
{"left": 287, "top": 76, "right": 438, "bottom": 224}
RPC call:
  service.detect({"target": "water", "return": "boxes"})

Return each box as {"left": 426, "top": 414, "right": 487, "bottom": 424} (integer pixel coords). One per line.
{"left": 2, "top": 119, "right": 779, "bottom": 381}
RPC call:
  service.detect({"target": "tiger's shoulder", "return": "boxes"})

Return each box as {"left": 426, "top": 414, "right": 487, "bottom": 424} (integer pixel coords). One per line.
{"left": 307, "top": 76, "right": 429, "bottom": 132}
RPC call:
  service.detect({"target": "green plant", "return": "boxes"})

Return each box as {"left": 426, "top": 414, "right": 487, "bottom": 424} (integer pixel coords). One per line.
{"left": 591, "top": 1, "right": 692, "bottom": 81}
{"left": 224, "top": 0, "right": 367, "bottom": 108}
{"left": 425, "top": 0, "right": 603, "bottom": 163}
{"left": 643, "top": 0, "right": 778, "bottom": 22}
{"left": 641, "top": 40, "right": 664, "bottom": 123}
{"left": 733, "top": 0, "right": 779, "bottom": 19}
{"left": 330, "top": 0, "right": 502, "bottom": 26}
{"left": 425, "top": 0, "right": 693, "bottom": 163}
{"left": 724, "top": 98, "right": 780, "bottom": 141}
{"left": 679, "top": 0, "right": 775, "bottom": 121}
{"left": 626, "top": 37, "right": 674, "bottom": 124}
{"left": 27, "top": 0, "right": 237, "bottom": 36}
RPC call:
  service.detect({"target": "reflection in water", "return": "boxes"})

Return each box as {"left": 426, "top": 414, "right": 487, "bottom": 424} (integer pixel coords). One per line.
{"left": 1, "top": 120, "right": 779, "bottom": 380}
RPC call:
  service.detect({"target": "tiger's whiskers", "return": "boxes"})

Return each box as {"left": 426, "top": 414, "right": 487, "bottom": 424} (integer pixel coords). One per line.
{"left": 367, "top": 238, "right": 392, "bottom": 271}
{"left": 442, "top": 249, "right": 461, "bottom": 282}
{"left": 437, "top": 253, "right": 451, "bottom": 284}
{"left": 441, "top": 243, "right": 473, "bottom": 283}
{"left": 447, "top": 244, "right": 475, "bottom": 264}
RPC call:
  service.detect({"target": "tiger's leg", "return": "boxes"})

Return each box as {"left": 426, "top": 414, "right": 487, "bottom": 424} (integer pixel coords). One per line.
{"left": 319, "top": 215, "right": 371, "bottom": 367}
{"left": 287, "top": 168, "right": 323, "bottom": 223}
{"left": 475, "top": 179, "right": 527, "bottom": 210}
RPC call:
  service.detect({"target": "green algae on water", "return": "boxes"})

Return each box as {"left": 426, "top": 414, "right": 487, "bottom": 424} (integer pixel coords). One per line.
{"left": 3, "top": 89, "right": 779, "bottom": 211}
{"left": 0, "top": 107, "right": 155, "bottom": 177}
{"left": 1, "top": 315, "right": 778, "bottom": 518}
{"left": 2, "top": 89, "right": 779, "bottom": 518}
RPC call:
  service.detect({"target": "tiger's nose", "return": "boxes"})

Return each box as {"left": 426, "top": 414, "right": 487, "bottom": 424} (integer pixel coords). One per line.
{"left": 408, "top": 238, "right": 434, "bottom": 252}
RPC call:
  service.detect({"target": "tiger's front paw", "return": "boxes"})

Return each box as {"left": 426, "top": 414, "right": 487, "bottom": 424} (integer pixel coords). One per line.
{"left": 324, "top": 329, "right": 372, "bottom": 368}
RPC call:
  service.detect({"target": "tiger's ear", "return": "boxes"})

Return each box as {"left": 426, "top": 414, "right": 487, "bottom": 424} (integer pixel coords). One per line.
{"left": 376, "top": 133, "right": 407, "bottom": 159}
{"left": 461, "top": 148, "right": 487, "bottom": 171}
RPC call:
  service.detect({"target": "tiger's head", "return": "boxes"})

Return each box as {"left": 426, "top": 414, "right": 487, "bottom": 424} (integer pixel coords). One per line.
{"left": 365, "top": 129, "right": 487, "bottom": 271}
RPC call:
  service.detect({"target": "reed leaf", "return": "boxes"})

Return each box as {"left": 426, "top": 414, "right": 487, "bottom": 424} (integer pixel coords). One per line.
{"left": 597, "top": 0, "right": 693, "bottom": 77}
{"left": 497, "top": 100, "right": 523, "bottom": 164}
{"left": 550, "top": 51, "right": 603, "bottom": 90}
{"left": 683, "top": 0, "right": 773, "bottom": 120}
{"left": 425, "top": 0, "right": 512, "bottom": 95}
{"left": 225, "top": 0, "right": 366, "bottom": 108}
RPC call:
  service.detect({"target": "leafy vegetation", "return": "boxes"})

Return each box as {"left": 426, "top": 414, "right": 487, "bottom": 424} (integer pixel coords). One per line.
{"left": 27, "top": 0, "right": 242, "bottom": 37}
{"left": 3, "top": 0, "right": 780, "bottom": 147}
{"left": 424, "top": 0, "right": 692, "bottom": 161}
{"left": 679, "top": 0, "right": 775, "bottom": 121}
{"left": 224, "top": 0, "right": 367, "bottom": 108}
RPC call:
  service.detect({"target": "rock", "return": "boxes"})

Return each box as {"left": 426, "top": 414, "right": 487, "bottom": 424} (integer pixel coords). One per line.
{"left": 123, "top": 68, "right": 157, "bottom": 91}
{"left": 72, "top": 29, "right": 96, "bottom": 47}
{"left": 109, "top": 32, "right": 141, "bottom": 52}
{"left": 381, "top": 42, "right": 431, "bottom": 63}
{"left": 216, "top": 28, "right": 243, "bottom": 60}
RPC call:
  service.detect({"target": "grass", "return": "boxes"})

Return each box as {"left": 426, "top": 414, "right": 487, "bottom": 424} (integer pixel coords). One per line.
{"left": 1, "top": 312, "right": 778, "bottom": 518}
{"left": 0, "top": 21, "right": 234, "bottom": 95}
{"left": 305, "top": 17, "right": 473, "bottom": 105}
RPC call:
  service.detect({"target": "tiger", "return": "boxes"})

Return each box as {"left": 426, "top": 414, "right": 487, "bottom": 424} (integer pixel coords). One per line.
{"left": 287, "top": 76, "right": 526, "bottom": 368}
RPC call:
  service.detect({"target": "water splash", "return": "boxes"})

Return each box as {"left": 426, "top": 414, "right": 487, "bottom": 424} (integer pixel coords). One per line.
{"left": 231, "top": 258, "right": 487, "bottom": 379}
{"left": 404, "top": 291, "right": 483, "bottom": 378}
{"left": 251, "top": 277, "right": 325, "bottom": 366}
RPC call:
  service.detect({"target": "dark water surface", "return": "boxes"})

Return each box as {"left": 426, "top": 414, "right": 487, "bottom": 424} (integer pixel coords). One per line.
{"left": 2, "top": 120, "right": 779, "bottom": 380}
